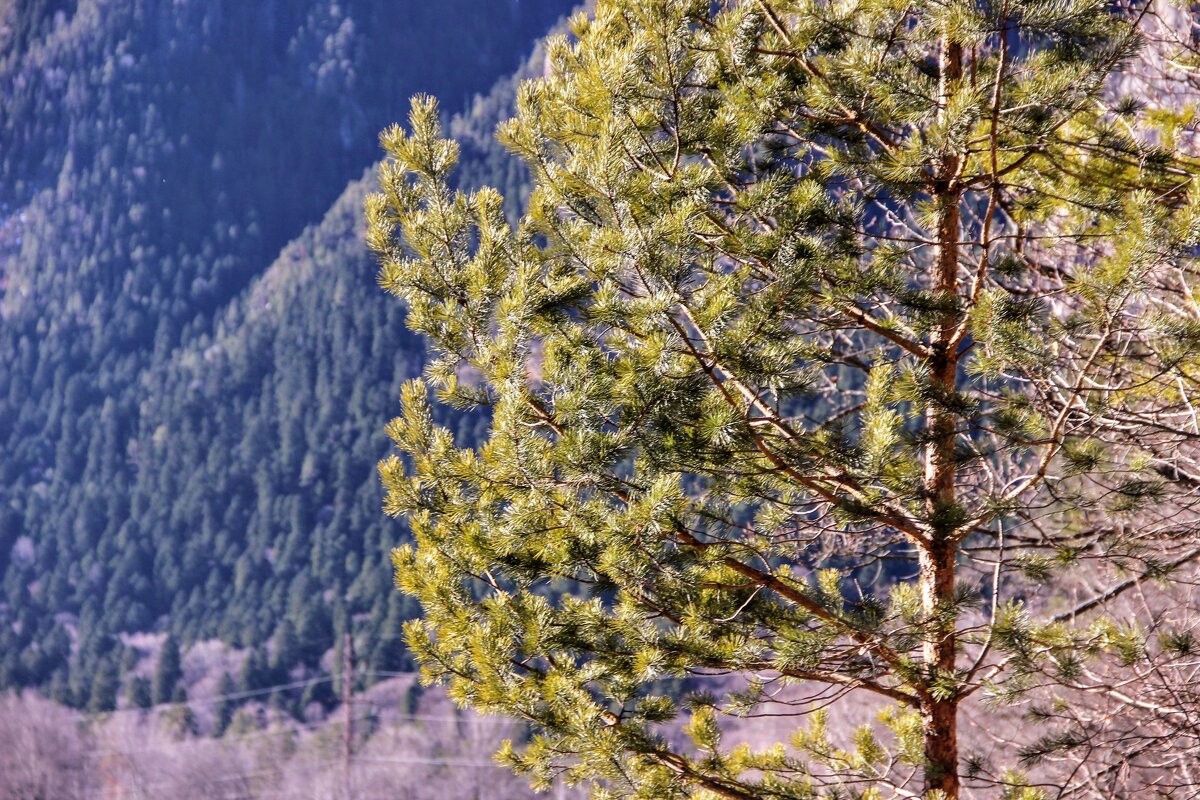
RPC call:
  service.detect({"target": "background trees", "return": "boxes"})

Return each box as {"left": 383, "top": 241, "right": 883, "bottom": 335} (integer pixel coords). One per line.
{"left": 369, "top": 1, "right": 1200, "bottom": 797}
{"left": 152, "top": 635, "right": 182, "bottom": 706}
{"left": 0, "top": 0, "right": 572, "bottom": 702}
{"left": 0, "top": 687, "right": 585, "bottom": 800}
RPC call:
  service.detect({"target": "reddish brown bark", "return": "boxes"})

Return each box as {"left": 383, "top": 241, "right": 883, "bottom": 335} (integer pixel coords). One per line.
{"left": 921, "top": 35, "right": 964, "bottom": 800}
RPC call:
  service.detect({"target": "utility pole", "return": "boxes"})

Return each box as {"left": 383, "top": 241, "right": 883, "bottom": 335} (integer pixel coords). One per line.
{"left": 342, "top": 631, "right": 354, "bottom": 800}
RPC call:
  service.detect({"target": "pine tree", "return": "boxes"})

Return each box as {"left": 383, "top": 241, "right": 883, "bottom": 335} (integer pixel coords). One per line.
{"left": 87, "top": 658, "right": 119, "bottom": 714}
{"left": 127, "top": 676, "right": 153, "bottom": 711}
{"left": 213, "top": 672, "right": 237, "bottom": 737}
{"left": 238, "top": 646, "right": 271, "bottom": 694}
{"left": 152, "top": 635, "right": 183, "bottom": 706}
{"left": 270, "top": 619, "right": 300, "bottom": 677}
{"left": 367, "top": 1, "right": 1200, "bottom": 797}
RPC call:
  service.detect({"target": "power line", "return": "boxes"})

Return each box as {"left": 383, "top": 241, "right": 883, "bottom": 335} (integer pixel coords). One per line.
{"left": 352, "top": 756, "right": 506, "bottom": 769}
{"left": 96, "top": 674, "right": 337, "bottom": 717}
{"left": 91, "top": 704, "right": 527, "bottom": 757}
{"left": 93, "top": 708, "right": 525, "bottom": 756}
{"left": 95, "top": 670, "right": 425, "bottom": 718}
{"left": 341, "top": 633, "right": 354, "bottom": 800}
{"left": 90, "top": 670, "right": 528, "bottom": 730}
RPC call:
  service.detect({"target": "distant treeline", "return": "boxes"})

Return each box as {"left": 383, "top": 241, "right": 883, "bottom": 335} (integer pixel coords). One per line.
{"left": 0, "top": 0, "right": 571, "bottom": 710}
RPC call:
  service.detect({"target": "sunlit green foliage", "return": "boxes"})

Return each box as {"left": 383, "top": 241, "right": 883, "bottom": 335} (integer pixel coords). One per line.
{"left": 370, "top": 0, "right": 1200, "bottom": 796}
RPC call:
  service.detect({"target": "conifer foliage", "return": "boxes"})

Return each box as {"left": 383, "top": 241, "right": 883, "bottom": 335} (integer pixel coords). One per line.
{"left": 367, "top": 1, "right": 1200, "bottom": 797}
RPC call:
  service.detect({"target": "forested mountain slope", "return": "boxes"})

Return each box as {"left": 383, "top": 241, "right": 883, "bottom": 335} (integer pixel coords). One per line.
{"left": 121, "top": 71, "right": 529, "bottom": 710}
{"left": 0, "top": 0, "right": 568, "bottom": 706}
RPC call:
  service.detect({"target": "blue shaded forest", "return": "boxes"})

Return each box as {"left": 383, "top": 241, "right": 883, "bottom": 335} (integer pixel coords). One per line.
{"left": 0, "top": 0, "right": 574, "bottom": 713}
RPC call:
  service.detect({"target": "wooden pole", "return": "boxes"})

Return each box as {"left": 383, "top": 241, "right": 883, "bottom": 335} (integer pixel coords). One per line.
{"left": 342, "top": 631, "right": 354, "bottom": 800}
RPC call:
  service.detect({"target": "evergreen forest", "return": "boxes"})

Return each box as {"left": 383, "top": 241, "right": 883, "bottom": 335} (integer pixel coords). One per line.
{"left": 0, "top": 0, "right": 572, "bottom": 712}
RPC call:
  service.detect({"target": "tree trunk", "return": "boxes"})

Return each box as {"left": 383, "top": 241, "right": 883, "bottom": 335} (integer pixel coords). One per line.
{"left": 922, "top": 34, "right": 963, "bottom": 800}
{"left": 919, "top": 540, "right": 960, "bottom": 798}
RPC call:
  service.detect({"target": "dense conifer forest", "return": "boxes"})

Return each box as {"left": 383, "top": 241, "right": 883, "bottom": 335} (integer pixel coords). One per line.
{"left": 0, "top": 0, "right": 571, "bottom": 711}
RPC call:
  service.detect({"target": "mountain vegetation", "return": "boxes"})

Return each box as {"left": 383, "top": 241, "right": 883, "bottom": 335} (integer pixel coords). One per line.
{"left": 0, "top": 0, "right": 573, "bottom": 707}
{"left": 369, "top": 1, "right": 1200, "bottom": 797}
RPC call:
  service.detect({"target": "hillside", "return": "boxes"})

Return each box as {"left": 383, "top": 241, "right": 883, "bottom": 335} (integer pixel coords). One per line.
{"left": 0, "top": 0, "right": 570, "bottom": 706}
